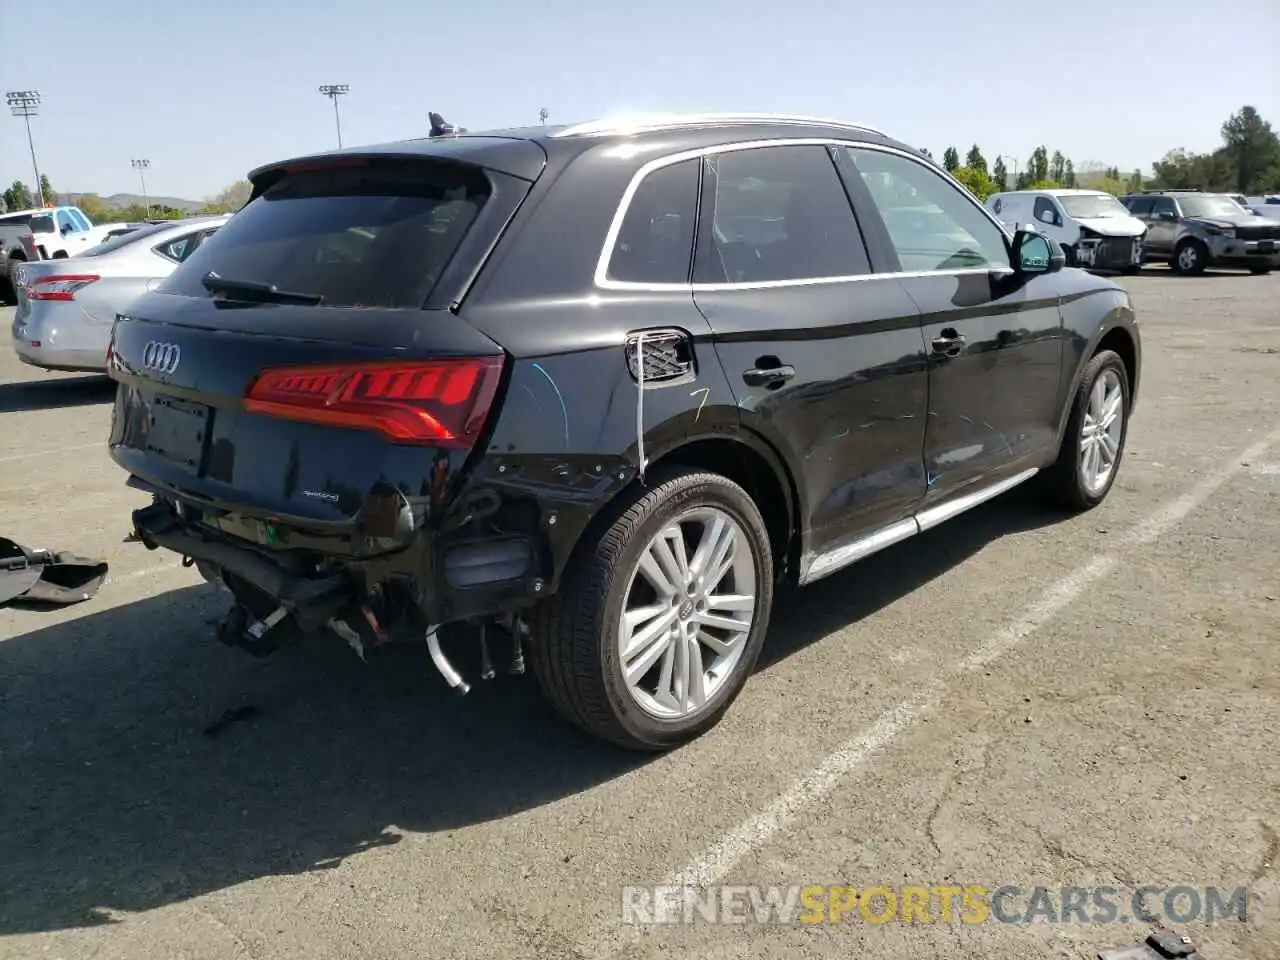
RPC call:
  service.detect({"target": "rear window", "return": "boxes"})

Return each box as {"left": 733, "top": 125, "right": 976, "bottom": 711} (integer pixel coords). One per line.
{"left": 81, "top": 221, "right": 176, "bottom": 256}
{"left": 0, "top": 213, "right": 34, "bottom": 226}
{"left": 29, "top": 214, "right": 55, "bottom": 234}
{"left": 160, "top": 160, "right": 491, "bottom": 308}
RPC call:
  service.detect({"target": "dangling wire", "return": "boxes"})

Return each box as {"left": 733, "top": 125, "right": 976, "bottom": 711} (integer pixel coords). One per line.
{"left": 635, "top": 332, "right": 648, "bottom": 484}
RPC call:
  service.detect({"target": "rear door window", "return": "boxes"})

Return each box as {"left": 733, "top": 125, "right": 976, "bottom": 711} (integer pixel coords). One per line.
{"left": 160, "top": 160, "right": 492, "bottom": 309}
{"left": 693, "top": 144, "right": 870, "bottom": 284}
{"left": 28, "top": 214, "right": 55, "bottom": 235}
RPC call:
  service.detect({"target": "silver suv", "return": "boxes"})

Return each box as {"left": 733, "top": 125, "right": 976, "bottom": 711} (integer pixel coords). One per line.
{"left": 1121, "top": 190, "right": 1280, "bottom": 275}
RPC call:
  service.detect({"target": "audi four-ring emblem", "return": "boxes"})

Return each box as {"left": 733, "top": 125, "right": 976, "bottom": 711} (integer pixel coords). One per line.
{"left": 141, "top": 340, "right": 182, "bottom": 375}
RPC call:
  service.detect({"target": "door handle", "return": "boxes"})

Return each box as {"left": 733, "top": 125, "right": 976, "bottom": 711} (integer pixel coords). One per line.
{"left": 930, "top": 332, "right": 966, "bottom": 358}
{"left": 742, "top": 365, "right": 796, "bottom": 387}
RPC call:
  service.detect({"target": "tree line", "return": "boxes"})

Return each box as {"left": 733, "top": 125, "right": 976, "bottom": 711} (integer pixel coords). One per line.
{"left": 927, "top": 105, "right": 1279, "bottom": 202}
{"left": 1, "top": 176, "right": 252, "bottom": 224}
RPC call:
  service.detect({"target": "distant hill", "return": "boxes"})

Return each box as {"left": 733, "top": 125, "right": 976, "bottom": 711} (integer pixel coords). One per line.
{"left": 56, "top": 192, "right": 205, "bottom": 213}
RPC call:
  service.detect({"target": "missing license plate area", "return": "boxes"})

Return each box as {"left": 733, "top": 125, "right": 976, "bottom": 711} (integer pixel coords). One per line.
{"left": 146, "top": 395, "right": 211, "bottom": 473}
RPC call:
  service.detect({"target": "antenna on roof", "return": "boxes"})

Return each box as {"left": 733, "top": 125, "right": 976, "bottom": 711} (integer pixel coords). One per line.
{"left": 428, "top": 112, "right": 465, "bottom": 138}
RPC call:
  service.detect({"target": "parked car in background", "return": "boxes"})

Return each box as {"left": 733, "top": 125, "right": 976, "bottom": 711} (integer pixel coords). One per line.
{"left": 0, "top": 205, "right": 132, "bottom": 297}
{"left": 101, "top": 223, "right": 146, "bottom": 241}
{"left": 11, "top": 215, "right": 228, "bottom": 372}
{"left": 105, "top": 113, "right": 1141, "bottom": 751}
{"left": 986, "top": 189, "right": 1146, "bottom": 272}
{"left": 0, "top": 210, "right": 44, "bottom": 296}
{"left": 1121, "top": 190, "right": 1280, "bottom": 275}
{"left": 1245, "top": 195, "right": 1280, "bottom": 217}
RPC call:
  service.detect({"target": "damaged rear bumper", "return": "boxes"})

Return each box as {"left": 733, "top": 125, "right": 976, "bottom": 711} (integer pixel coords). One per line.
{"left": 131, "top": 499, "right": 354, "bottom": 632}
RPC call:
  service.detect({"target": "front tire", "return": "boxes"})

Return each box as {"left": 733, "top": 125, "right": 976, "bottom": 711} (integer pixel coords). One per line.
{"left": 1040, "top": 349, "right": 1131, "bottom": 512}
{"left": 1173, "top": 239, "right": 1207, "bottom": 275}
{"left": 531, "top": 468, "right": 774, "bottom": 751}
{"left": 1249, "top": 266, "right": 1272, "bottom": 275}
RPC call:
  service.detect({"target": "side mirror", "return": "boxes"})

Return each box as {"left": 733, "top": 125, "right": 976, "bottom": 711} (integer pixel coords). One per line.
{"left": 60, "top": 223, "right": 72, "bottom": 235}
{"left": 1011, "top": 229, "right": 1064, "bottom": 275}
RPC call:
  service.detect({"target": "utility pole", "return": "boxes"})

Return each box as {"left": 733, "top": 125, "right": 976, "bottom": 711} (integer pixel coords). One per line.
{"left": 131, "top": 159, "right": 151, "bottom": 219}
{"left": 318, "top": 84, "right": 349, "bottom": 148}
{"left": 997, "top": 154, "right": 1020, "bottom": 187}
{"left": 6, "top": 90, "right": 45, "bottom": 207}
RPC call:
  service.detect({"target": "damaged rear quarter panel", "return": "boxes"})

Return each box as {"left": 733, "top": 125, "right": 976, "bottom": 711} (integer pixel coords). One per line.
{"left": 453, "top": 290, "right": 742, "bottom": 595}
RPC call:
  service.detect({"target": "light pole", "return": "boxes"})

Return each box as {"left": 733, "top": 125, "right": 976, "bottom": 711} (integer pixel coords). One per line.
{"left": 318, "top": 84, "right": 349, "bottom": 148}
{"left": 131, "top": 159, "right": 151, "bottom": 219}
{"left": 539, "top": 108, "right": 549, "bottom": 126}
{"left": 6, "top": 90, "right": 45, "bottom": 207}
{"left": 997, "top": 154, "right": 1020, "bottom": 188}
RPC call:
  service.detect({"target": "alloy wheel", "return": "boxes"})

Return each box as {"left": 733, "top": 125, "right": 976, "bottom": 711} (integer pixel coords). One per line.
{"left": 1079, "top": 368, "right": 1124, "bottom": 495}
{"left": 617, "top": 507, "right": 757, "bottom": 720}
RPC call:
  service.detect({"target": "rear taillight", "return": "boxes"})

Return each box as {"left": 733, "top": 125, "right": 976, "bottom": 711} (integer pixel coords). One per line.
{"left": 243, "top": 357, "right": 505, "bottom": 449}
{"left": 28, "top": 274, "right": 100, "bottom": 301}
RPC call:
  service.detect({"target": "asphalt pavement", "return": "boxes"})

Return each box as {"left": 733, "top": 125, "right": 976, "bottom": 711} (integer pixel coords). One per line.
{"left": 1, "top": 268, "right": 1277, "bottom": 960}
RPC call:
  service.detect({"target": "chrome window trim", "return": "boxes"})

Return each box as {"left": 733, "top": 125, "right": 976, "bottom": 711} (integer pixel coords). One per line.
{"left": 593, "top": 138, "right": 1016, "bottom": 293}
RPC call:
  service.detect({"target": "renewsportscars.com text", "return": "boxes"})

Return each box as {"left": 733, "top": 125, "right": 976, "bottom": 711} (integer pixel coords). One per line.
{"left": 621, "top": 884, "right": 1250, "bottom": 926}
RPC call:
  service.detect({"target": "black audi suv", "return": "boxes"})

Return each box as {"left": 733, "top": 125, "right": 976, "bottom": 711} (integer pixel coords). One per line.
{"left": 106, "top": 112, "right": 1141, "bottom": 751}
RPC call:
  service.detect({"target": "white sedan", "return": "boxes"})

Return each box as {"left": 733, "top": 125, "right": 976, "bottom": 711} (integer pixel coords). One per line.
{"left": 10, "top": 215, "right": 229, "bottom": 373}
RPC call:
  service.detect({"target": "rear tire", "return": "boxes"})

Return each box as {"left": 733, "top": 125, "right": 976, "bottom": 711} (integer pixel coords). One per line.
{"left": 2, "top": 257, "right": 23, "bottom": 303}
{"left": 530, "top": 468, "right": 774, "bottom": 751}
{"left": 1172, "top": 239, "right": 1207, "bottom": 275}
{"left": 1040, "top": 349, "right": 1131, "bottom": 512}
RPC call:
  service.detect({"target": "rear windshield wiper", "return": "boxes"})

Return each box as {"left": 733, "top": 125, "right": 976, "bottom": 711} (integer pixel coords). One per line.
{"left": 201, "top": 272, "right": 324, "bottom": 305}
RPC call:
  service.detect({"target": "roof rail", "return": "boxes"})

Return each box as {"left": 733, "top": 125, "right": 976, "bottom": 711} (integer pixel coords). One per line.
{"left": 1141, "top": 187, "right": 1201, "bottom": 193}
{"left": 550, "top": 112, "right": 886, "bottom": 139}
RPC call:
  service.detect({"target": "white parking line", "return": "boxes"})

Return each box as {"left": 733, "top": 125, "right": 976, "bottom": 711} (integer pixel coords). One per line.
{"left": 0, "top": 441, "right": 104, "bottom": 464}
{"left": 664, "top": 427, "right": 1280, "bottom": 892}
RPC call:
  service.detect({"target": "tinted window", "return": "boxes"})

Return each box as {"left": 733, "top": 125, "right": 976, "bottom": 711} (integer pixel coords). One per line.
{"left": 1152, "top": 197, "right": 1178, "bottom": 216}
{"left": 1125, "top": 196, "right": 1154, "bottom": 215}
{"left": 29, "top": 214, "right": 55, "bottom": 234}
{"left": 844, "top": 147, "right": 1008, "bottom": 272}
{"left": 161, "top": 161, "right": 491, "bottom": 309}
{"left": 694, "top": 145, "right": 868, "bottom": 284}
{"left": 155, "top": 230, "right": 206, "bottom": 263}
{"left": 0, "top": 213, "right": 34, "bottom": 226}
{"left": 607, "top": 159, "right": 699, "bottom": 284}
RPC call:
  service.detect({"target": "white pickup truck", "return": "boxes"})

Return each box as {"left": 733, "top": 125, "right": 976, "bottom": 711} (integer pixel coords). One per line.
{"left": 0, "top": 205, "right": 129, "bottom": 295}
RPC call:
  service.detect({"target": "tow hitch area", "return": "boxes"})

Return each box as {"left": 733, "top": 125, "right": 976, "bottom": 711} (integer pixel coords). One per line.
{"left": 216, "top": 603, "right": 295, "bottom": 657}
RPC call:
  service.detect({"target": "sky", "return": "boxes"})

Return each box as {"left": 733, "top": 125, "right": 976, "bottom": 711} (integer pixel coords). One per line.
{"left": 2, "top": 0, "right": 1277, "bottom": 203}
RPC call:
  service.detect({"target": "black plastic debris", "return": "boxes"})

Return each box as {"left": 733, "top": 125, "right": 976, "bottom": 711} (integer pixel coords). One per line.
{"left": 1099, "top": 928, "right": 1201, "bottom": 960}
{"left": 0, "top": 537, "right": 109, "bottom": 607}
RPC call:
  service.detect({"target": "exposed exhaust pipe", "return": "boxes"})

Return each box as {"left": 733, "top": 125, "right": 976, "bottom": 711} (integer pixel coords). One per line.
{"left": 426, "top": 625, "right": 470, "bottom": 695}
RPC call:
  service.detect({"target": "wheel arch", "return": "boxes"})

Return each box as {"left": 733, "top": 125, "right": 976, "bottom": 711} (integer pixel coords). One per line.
{"left": 1054, "top": 302, "right": 1141, "bottom": 448}
{"left": 562, "top": 426, "right": 805, "bottom": 593}
{"left": 651, "top": 430, "right": 804, "bottom": 587}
